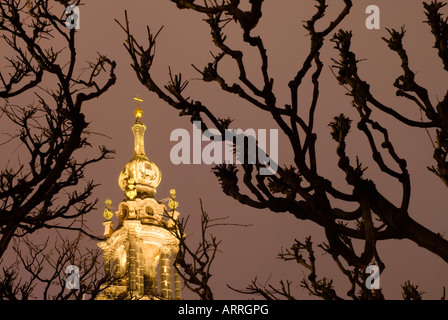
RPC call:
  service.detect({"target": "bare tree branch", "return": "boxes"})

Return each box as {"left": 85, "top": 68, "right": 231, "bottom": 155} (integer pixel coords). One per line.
{"left": 0, "top": 0, "right": 116, "bottom": 258}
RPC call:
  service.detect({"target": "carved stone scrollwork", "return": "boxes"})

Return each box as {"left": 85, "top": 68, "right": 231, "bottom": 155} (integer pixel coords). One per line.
{"left": 160, "top": 245, "right": 171, "bottom": 255}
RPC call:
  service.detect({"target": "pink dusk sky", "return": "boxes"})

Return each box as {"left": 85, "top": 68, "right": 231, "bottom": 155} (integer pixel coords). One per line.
{"left": 2, "top": 0, "right": 448, "bottom": 299}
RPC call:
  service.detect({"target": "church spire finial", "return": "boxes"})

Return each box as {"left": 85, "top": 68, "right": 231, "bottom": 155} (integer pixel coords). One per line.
{"left": 118, "top": 96, "right": 162, "bottom": 198}
{"left": 133, "top": 95, "right": 144, "bottom": 122}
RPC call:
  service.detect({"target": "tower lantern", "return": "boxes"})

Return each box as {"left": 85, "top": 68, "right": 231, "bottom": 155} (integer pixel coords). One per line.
{"left": 97, "top": 98, "right": 182, "bottom": 300}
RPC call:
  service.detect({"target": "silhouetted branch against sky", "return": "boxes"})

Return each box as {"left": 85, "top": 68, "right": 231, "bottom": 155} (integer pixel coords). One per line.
{"left": 1, "top": 0, "right": 448, "bottom": 300}
{"left": 120, "top": 0, "right": 448, "bottom": 299}
{"left": 165, "top": 198, "right": 251, "bottom": 300}
{"left": 0, "top": 0, "right": 116, "bottom": 259}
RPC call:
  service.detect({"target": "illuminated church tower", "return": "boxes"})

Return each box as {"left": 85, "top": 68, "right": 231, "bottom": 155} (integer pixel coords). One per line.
{"left": 97, "top": 99, "right": 182, "bottom": 300}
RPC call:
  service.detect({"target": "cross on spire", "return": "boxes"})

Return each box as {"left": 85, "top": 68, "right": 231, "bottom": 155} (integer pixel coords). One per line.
{"left": 134, "top": 95, "right": 143, "bottom": 107}
{"left": 133, "top": 95, "right": 144, "bottom": 119}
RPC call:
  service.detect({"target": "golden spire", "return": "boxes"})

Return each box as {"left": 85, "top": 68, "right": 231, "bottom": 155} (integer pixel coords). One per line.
{"left": 117, "top": 96, "right": 162, "bottom": 198}
{"left": 134, "top": 95, "right": 143, "bottom": 120}
{"left": 131, "top": 95, "right": 146, "bottom": 157}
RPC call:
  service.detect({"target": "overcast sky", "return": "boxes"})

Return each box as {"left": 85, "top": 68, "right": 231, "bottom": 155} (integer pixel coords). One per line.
{"left": 3, "top": 0, "right": 448, "bottom": 299}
